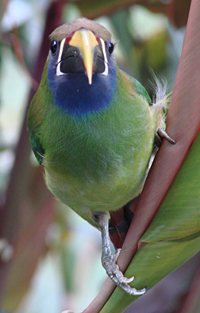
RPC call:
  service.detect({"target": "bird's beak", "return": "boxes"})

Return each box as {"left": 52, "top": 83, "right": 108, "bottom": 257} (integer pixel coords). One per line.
{"left": 69, "top": 30, "right": 98, "bottom": 85}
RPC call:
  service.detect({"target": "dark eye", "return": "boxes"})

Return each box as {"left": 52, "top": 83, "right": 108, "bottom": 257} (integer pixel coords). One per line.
{"left": 50, "top": 40, "right": 57, "bottom": 54}
{"left": 108, "top": 42, "right": 114, "bottom": 54}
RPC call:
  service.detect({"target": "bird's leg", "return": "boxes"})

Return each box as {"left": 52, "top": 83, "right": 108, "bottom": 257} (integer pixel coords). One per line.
{"left": 157, "top": 128, "right": 176, "bottom": 144}
{"left": 94, "top": 212, "right": 147, "bottom": 296}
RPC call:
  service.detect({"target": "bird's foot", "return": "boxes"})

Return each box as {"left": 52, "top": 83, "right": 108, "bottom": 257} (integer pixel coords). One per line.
{"left": 102, "top": 248, "right": 146, "bottom": 295}
{"left": 157, "top": 128, "right": 176, "bottom": 144}
{"left": 95, "top": 212, "right": 147, "bottom": 296}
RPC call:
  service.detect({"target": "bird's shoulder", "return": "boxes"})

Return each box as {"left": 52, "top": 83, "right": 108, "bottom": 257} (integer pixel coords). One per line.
{"left": 118, "top": 69, "right": 151, "bottom": 104}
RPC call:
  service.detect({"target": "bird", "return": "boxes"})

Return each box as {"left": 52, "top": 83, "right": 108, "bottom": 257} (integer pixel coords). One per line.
{"left": 27, "top": 17, "right": 175, "bottom": 295}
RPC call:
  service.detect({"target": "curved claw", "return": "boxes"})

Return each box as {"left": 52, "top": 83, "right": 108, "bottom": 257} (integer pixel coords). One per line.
{"left": 128, "top": 286, "right": 147, "bottom": 296}
{"left": 110, "top": 272, "right": 146, "bottom": 295}
{"left": 157, "top": 128, "right": 176, "bottom": 144}
{"left": 123, "top": 275, "right": 134, "bottom": 284}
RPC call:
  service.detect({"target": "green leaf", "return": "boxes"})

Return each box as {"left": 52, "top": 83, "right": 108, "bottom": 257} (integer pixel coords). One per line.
{"left": 142, "top": 132, "right": 200, "bottom": 242}
{"left": 100, "top": 235, "right": 200, "bottom": 313}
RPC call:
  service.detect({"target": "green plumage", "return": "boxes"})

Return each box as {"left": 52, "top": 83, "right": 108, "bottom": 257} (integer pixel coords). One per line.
{"left": 28, "top": 61, "right": 162, "bottom": 227}
{"left": 28, "top": 18, "right": 171, "bottom": 293}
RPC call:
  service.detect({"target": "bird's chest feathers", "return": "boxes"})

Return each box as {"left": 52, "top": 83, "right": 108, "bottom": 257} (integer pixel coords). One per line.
{"left": 44, "top": 93, "right": 154, "bottom": 189}
{"left": 43, "top": 102, "right": 154, "bottom": 213}
{"left": 44, "top": 111, "right": 127, "bottom": 181}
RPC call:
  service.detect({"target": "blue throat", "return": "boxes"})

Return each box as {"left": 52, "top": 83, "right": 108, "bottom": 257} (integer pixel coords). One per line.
{"left": 47, "top": 59, "right": 117, "bottom": 116}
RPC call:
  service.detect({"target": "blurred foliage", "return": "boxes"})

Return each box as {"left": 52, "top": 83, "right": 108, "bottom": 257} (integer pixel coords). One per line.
{"left": 0, "top": 1, "right": 198, "bottom": 313}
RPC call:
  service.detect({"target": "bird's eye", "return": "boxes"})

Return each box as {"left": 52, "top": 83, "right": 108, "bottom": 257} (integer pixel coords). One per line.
{"left": 50, "top": 40, "right": 57, "bottom": 54}
{"left": 108, "top": 42, "right": 114, "bottom": 54}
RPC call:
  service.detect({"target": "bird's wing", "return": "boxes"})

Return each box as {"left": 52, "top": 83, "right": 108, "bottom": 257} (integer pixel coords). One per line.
{"left": 130, "top": 77, "right": 151, "bottom": 104}
{"left": 29, "top": 133, "right": 45, "bottom": 165}
{"left": 118, "top": 69, "right": 151, "bottom": 104}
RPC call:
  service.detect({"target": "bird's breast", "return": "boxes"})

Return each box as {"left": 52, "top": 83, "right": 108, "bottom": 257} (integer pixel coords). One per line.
{"left": 43, "top": 95, "right": 155, "bottom": 214}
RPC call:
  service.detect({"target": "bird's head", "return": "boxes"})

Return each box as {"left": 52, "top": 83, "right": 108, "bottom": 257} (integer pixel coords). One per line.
{"left": 47, "top": 18, "right": 117, "bottom": 115}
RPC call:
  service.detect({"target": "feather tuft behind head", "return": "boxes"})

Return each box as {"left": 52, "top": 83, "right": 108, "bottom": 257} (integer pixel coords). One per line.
{"left": 150, "top": 72, "right": 171, "bottom": 131}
